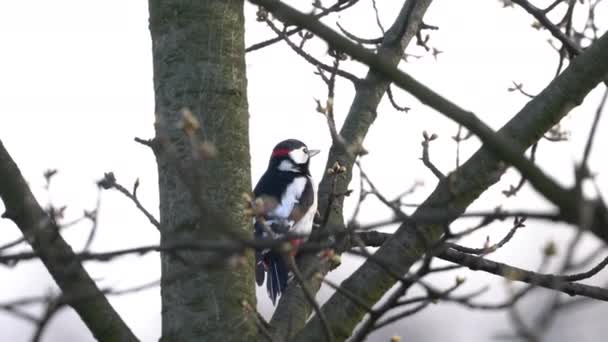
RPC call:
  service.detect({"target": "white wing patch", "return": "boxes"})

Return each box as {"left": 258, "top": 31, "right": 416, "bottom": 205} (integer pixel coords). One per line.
{"left": 278, "top": 160, "right": 299, "bottom": 172}
{"left": 265, "top": 176, "right": 316, "bottom": 241}
{"left": 291, "top": 176, "right": 316, "bottom": 239}
{"left": 269, "top": 176, "right": 307, "bottom": 219}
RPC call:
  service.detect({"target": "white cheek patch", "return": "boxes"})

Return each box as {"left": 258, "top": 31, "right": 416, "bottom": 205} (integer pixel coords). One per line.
{"left": 278, "top": 160, "right": 299, "bottom": 172}
{"left": 288, "top": 147, "right": 309, "bottom": 165}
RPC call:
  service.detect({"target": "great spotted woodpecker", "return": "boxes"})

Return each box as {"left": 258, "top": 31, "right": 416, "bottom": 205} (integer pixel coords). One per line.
{"left": 253, "top": 139, "right": 319, "bottom": 304}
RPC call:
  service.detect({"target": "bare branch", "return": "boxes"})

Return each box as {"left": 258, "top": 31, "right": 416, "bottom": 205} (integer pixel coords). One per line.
{"left": 386, "top": 84, "right": 411, "bottom": 112}
{"left": 439, "top": 248, "right": 608, "bottom": 301}
{"left": 98, "top": 172, "right": 161, "bottom": 231}
{"left": 580, "top": 88, "right": 608, "bottom": 175}
{"left": 0, "top": 139, "right": 138, "bottom": 342}
{"left": 265, "top": 19, "right": 360, "bottom": 85}
{"left": 511, "top": 0, "right": 582, "bottom": 56}
{"left": 420, "top": 131, "right": 444, "bottom": 180}
{"left": 246, "top": 0, "right": 361, "bottom": 52}
{"left": 446, "top": 216, "right": 526, "bottom": 255}
{"left": 336, "top": 22, "right": 382, "bottom": 45}
{"left": 370, "top": 0, "right": 386, "bottom": 35}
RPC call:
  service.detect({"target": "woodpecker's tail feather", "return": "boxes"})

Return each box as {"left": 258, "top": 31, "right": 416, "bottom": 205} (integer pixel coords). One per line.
{"left": 254, "top": 221, "right": 266, "bottom": 286}
{"left": 254, "top": 220, "right": 289, "bottom": 304}
{"left": 255, "top": 251, "right": 265, "bottom": 286}
{"left": 266, "top": 252, "right": 288, "bottom": 305}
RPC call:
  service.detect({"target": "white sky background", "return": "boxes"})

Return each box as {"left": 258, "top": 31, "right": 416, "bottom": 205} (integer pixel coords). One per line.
{"left": 0, "top": 0, "right": 607, "bottom": 341}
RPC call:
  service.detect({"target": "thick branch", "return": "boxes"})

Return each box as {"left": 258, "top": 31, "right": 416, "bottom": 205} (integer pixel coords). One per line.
{"left": 0, "top": 140, "right": 138, "bottom": 342}
{"left": 439, "top": 248, "right": 608, "bottom": 301}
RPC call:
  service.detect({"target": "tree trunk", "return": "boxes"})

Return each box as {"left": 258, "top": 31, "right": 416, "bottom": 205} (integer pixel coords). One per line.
{"left": 148, "top": 1, "right": 256, "bottom": 341}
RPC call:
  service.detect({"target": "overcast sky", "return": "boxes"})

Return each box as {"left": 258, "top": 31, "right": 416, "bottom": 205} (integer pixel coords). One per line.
{"left": 1, "top": 1, "right": 607, "bottom": 341}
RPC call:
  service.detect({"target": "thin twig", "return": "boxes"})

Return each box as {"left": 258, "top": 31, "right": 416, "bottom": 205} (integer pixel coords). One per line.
{"left": 98, "top": 172, "right": 161, "bottom": 231}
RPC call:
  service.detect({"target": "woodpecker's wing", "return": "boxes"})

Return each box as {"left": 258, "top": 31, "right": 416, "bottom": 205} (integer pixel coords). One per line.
{"left": 253, "top": 170, "right": 295, "bottom": 202}
{"left": 253, "top": 171, "right": 294, "bottom": 286}
{"left": 265, "top": 251, "right": 288, "bottom": 305}
{"left": 253, "top": 171, "right": 308, "bottom": 221}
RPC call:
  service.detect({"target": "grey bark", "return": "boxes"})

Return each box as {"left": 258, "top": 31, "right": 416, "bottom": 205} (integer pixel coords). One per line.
{"left": 147, "top": 1, "right": 257, "bottom": 341}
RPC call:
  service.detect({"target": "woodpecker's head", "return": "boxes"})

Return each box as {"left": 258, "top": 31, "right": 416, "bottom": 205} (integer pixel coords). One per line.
{"left": 268, "top": 139, "right": 320, "bottom": 174}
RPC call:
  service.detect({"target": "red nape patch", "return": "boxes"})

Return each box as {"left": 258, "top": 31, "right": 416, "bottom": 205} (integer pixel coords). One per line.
{"left": 271, "top": 148, "right": 290, "bottom": 157}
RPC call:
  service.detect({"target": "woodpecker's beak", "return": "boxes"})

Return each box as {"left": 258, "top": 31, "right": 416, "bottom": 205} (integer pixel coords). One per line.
{"left": 308, "top": 149, "right": 320, "bottom": 157}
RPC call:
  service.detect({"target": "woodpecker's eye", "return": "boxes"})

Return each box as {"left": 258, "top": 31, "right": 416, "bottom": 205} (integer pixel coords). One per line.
{"left": 303, "top": 147, "right": 308, "bottom": 153}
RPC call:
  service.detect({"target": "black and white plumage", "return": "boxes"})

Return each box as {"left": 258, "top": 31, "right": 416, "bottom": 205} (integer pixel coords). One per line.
{"left": 253, "top": 139, "right": 319, "bottom": 305}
